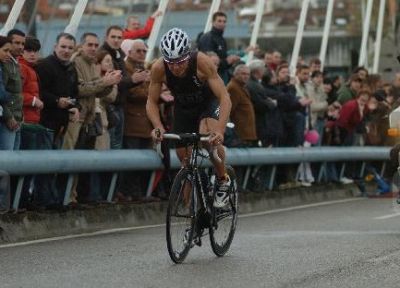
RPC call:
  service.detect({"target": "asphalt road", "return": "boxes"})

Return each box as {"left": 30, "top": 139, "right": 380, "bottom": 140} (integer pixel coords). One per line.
{"left": 3, "top": 198, "right": 400, "bottom": 288}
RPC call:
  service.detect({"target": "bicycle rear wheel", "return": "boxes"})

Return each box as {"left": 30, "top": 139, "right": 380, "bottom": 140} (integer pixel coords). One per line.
{"left": 209, "top": 166, "right": 238, "bottom": 256}
{"left": 166, "top": 168, "right": 196, "bottom": 263}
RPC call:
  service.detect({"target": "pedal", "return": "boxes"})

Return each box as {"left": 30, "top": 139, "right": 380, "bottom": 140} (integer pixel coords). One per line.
{"left": 193, "top": 227, "right": 203, "bottom": 247}
{"left": 197, "top": 211, "right": 211, "bottom": 229}
{"left": 193, "top": 236, "right": 202, "bottom": 247}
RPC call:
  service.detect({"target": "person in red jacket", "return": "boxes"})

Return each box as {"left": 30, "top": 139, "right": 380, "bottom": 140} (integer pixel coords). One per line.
{"left": 123, "top": 10, "right": 162, "bottom": 40}
{"left": 336, "top": 88, "right": 371, "bottom": 146}
{"left": 19, "top": 37, "right": 43, "bottom": 125}
{"left": 19, "top": 37, "right": 54, "bottom": 209}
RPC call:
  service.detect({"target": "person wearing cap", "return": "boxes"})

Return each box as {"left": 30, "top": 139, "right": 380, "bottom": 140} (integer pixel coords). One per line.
{"left": 337, "top": 73, "right": 363, "bottom": 105}
{"left": 18, "top": 37, "right": 52, "bottom": 209}
{"left": 19, "top": 37, "right": 43, "bottom": 131}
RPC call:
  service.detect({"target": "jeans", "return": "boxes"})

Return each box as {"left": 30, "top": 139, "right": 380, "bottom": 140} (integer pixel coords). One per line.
{"left": 20, "top": 124, "right": 59, "bottom": 206}
{"left": 27, "top": 127, "right": 61, "bottom": 206}
{"left": 0, "top": 122, "right": 19, "bottom": 209}
{"left": 0, "top": 122, "right": 17, "bottom": 150}
{"left": 109, "top": 105, "right": 124, "bottom": 150}
{"left": 314, "top": 118, "right": 325, "bottom": 147}
{"left": 0, "top": 170, "right": 10, "bottom": 211}
{"left": 87, "top": 172, "right": 111, "bottom": 202}
{"left": 326, "top": 162, "right": 339, "bottom": 182}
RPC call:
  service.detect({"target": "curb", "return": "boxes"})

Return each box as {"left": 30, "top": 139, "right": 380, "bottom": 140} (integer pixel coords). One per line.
{"left": 0, "top": 183, "right": 359, "bottom": 244}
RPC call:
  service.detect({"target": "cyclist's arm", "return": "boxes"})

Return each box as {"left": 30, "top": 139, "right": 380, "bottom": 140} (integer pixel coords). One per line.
{"left": 146, "top": 58, "right": 165, "bottom": 132}
{"left": 198, "top": 52, "right": 231, "bottom": 134}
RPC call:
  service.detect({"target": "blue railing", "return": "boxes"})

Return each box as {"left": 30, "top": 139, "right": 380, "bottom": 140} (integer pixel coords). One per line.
{"left": 0, "top": 146, "right": 392, "bottom": 211}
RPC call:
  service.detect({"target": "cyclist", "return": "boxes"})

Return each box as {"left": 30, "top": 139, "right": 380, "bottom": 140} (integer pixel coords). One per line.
{"left": 146, "top": 28, "right": 232, "bottom": 208}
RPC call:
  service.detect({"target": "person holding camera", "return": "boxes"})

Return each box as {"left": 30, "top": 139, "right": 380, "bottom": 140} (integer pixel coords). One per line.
{"left": 36, "top": 32, "right": 81, "bottom": 148}
{"left": 64, "top": 32, "right": 122, "bottom": 204}
{"left": 64, "top": 32, "right": 122, "bottom": 151}
{"left": 30, "top": 33, "right": 81, "bottom": 209}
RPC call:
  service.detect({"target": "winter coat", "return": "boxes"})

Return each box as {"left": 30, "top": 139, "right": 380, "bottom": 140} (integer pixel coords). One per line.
{"left": 123, "top": 57, "right": 153, "bottom": 138}
{"left": 307, "top": 82, "right": 328, "bottom": 128}
{"left": 1, "top": 58, "right": 23, "bottom": 122}
{"left": 35, "top": 53, "right": 79, "bottom": 133}
{"left": 19, "top": 57, "right": 40, "bottom": 124}
{"left": 100, "top": 42, "right": 138, "bottom": 106}
{"left": 247, "top": 77, "right": 276, "bottom": 140}
{"left": 73, "top": 52, "right": 113, "bottom": 124}
{"left": 336, "top": 99, "right": 369, "bottom": 133}
{"left": 197, "top": 27, "right": 230, "bottom": 82}
{"left": 337, "top": 85, "right": 356, "bottom": 105}
{"left": 261, "top": 83, "right": 285, "bottom": 143}
{"left": 227, "top": 78, "right": 257, "bottom": 141}
{"left": 123, "top": 17, "right": 155, "bottom": 40}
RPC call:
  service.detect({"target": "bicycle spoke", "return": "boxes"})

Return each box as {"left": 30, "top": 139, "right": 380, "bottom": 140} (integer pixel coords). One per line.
{"left": 215, "top": 211, "right": 234, "bottom": 222}
{"left": 166, "top": 169, "right": 196, "bottom": 263}
{"left": 209, "top": 166, "right": 238, "bottom": 257}
{"left": 164, "top": 133, "right": 239, "bottom": 262}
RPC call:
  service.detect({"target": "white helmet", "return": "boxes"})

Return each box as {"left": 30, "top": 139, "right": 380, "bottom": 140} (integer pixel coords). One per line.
{"left": 159, "top": 28, "right": 191, "bottom": 61}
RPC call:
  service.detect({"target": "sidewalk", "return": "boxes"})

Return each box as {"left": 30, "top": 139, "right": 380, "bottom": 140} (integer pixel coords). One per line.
{"left": 0, "top": 183, "right": 359, "bottom": 244}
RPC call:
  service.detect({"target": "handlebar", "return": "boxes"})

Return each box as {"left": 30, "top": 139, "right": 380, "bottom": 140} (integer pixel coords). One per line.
{"left": 156, "top": 132, "right": 222, "bottom": 163}
{"left": 163, "top": 133, "right": 212, "bottom": 143}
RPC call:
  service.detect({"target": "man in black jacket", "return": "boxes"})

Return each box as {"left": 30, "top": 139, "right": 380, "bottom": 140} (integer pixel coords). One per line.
{"left": 36, "top": 32, "right": 80, "bottom": 147}
{"left": 100, "top": 25, "right": 140, "bottom": 149}
{"left": 34, "top": 32, "right": 80, "bottom": 208}
{"left": 197, "top": 11, "right": 240, "bottom": 84}
{"left": 247, "top": 59, "right": 277, "bottom": 145}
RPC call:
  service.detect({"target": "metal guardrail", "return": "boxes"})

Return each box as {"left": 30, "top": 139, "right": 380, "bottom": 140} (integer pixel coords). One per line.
{"left": 0, "top": 147, "right": 392, "bottom": 212}
{"left": 0, "top": 147, "right": 391, "bottom": 174}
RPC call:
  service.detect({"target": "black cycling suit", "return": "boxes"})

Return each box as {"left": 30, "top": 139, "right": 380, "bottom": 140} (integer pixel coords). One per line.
{"left": 164, "top": 51, "right": 220, "bottom": 137}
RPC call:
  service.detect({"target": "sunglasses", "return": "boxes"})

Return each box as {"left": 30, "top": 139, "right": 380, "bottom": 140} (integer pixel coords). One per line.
{"left": 163, "top": 54, "right": 190, "bottom": 65}
{"left": 135, "top": 49, "right": 147, "bottom": 53}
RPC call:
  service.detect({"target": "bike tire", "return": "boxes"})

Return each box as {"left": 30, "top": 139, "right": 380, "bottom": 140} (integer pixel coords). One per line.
{"left": 166, "top": 168, "right": 196, "bottom": 263}
{"left": 209, "top": 165, "right": 238, "bottom": 257}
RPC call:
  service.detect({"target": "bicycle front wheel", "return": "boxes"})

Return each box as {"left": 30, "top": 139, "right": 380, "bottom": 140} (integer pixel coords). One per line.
{"left": 209, "top": 166, "right": 238, "bottom": 256}
{"left": 166, "top": 168, "right": 196, "bottom": 263}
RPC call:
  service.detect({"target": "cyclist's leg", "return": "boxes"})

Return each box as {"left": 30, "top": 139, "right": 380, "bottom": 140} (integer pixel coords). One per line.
{"left": 198, "top": 98, "right": 227, "bottom": 179}
{"left": 198, "top": 97, "right": 231, "bottom": 207}
{"left": 172, "top": 108, "right": 198, "bottom": 206}
{"left": 199, "top": 117, "right": 226, "bottom": 179}
{"left": 172, "top": 106, "right": 198, "bottom": 166}
{"left": 176, "top": 147, "right": 192, "bottom": 205}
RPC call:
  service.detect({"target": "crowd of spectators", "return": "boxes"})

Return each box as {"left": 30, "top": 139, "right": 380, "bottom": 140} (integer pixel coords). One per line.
{"left": 0, "top": 10, "right": 398, "bottom": 213}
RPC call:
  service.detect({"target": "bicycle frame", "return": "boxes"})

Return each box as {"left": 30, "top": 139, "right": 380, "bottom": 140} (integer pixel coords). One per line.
{"left": 185, "top": 140, "right": 212, "bottom": 222}
{"left": 164, "top": 132, "right": 238, "bottom": 262}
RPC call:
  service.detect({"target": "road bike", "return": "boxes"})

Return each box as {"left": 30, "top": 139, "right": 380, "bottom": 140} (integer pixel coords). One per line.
{"left": 160, "top": 133, "right": 238, "bottom": 263}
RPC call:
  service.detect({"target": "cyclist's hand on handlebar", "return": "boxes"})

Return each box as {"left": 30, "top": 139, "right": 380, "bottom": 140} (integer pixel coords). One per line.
{"left": 209, "top": 131, "right": 224, "bottom": 146}
{"left": 151, "top": 127, "right": 165, "bottom": 143}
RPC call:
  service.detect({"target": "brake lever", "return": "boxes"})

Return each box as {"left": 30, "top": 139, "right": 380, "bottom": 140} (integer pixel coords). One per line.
{"left": 156, "top": 142, "right": 164, "bottom": 159}
{"left": 155, "top": 128, "right": 163, "bottom": 158}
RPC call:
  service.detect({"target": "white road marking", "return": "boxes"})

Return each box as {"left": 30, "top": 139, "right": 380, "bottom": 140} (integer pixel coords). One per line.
{"left": 374, "top": 212, "right": 400, "bottom": 220}
{"left": 0, "top": 198, "right": 365, "bottom": 249}
{"left": 365, "top": 249, "right": 400, "bottom": 263}
{"left": 240, "top": 198, "right": 365, "bottom": 218}
{"left": 0, "top": 224, "right": 165, "bottom": 249}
